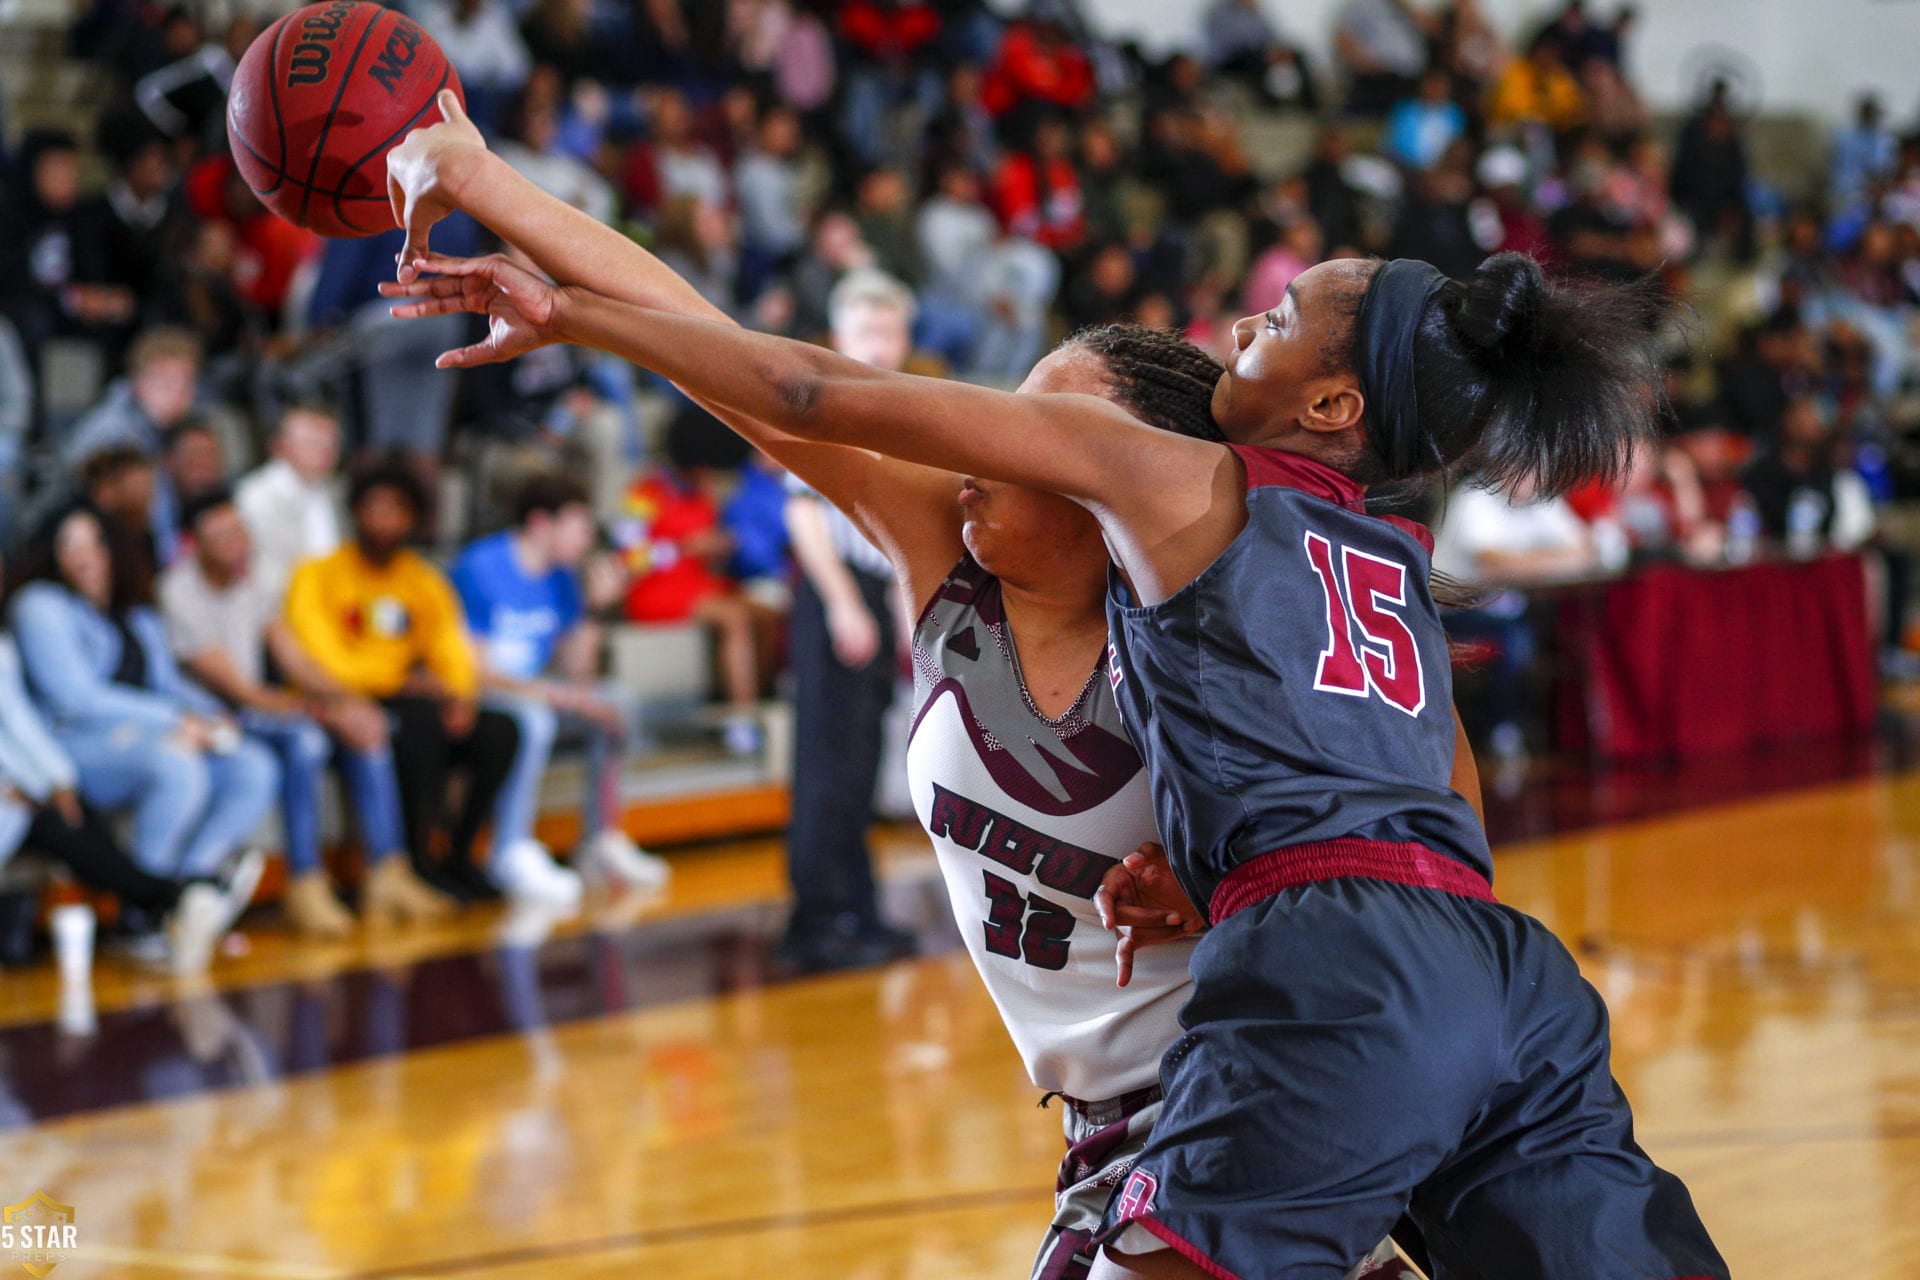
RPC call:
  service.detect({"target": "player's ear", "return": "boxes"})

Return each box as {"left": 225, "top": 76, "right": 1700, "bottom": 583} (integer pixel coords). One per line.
{"left": 1299, "top": 380, "right": 1364, "bottom": 437}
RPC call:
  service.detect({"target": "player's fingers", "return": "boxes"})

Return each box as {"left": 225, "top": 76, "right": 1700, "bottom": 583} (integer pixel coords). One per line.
{"left": 1093, "top": 884, "right": 1116, "bottom": 930}
{"left": 386, "top": 297, "right": 469, "bottom": 320}
{"left": 377, "top": 277, "right": 462, "bottom": 298}
{"left": 1107, "top": 903, "right": 1184, "bottom": 929}
{"left": 436, "top": 88, "right": 467, "bottom": 127}
{"left": 1114, "top": 936, "right": 1135, "bottom": 988}
{"left": 434, "top": 340, "right": 505, "bottom": 369}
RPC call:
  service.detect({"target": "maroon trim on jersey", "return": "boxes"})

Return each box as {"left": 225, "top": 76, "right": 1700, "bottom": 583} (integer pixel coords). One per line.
{"left": 1229, "top": 445, "right": 1438, "bottom": 555}
{"left": 913, "top": 555, "right": 999, "bottom": 635}
{"left": 908, "top": 677, "right": 1144, "bottom": 816}
{"left": 1208, "top": 838, "right": 1496, "bottom": 925}
{"left": 1230, "top": 444, "right": 1367, "bottom": 509}
{"left": 1124, "top": 1217, "right": 1246, "bottom": 1280}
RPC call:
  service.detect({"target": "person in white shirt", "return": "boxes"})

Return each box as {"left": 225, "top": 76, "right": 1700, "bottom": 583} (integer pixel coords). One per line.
{"left": 1433, "top": 479, "right": 1602, "bottom": 762}
{"left": 408, "top": 0, "right": 530, "bottom": 115}
{"left": 234, "top": 402, "right": 343, "bottom": 599}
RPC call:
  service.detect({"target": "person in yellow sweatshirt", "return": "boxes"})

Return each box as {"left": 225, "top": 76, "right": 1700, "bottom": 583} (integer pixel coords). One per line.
{"left": 285, "top": 463, "right": 578, "bottom": 906}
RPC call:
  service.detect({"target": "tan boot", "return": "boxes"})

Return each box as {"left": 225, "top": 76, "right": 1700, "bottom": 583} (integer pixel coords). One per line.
{"left": 283, "top": 871, "right": 355, "bottom": 939}
{"left": 364, "top": 857, "right": 457, "bottom": 926}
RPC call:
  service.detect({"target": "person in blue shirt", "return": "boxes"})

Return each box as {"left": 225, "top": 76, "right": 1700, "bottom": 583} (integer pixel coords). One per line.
{"left": 452, "top": 472, "right": 668, "bottom": 891}
{"left": 1384, "top": 70, "right": 1467, "bottom": 173}
{"left": 721, "top": 449, "right": 793, "bottom": 594}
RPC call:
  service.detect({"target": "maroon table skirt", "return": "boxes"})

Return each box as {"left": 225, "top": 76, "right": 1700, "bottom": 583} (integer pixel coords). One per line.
{"left": 1554, "top": 554, "right": 1877, "bottom": 761}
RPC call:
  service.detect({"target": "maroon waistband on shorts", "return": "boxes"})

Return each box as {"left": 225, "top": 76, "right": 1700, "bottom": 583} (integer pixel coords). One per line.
{"left": 1207, "top": 837, "right": 1496, "bottom": 926}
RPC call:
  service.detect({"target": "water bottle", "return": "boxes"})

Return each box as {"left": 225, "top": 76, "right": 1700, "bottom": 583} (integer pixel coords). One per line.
{"left": 1786, "top": 487, "right": 1827, "bottom": 560}
{"left": 1726, "top": 495, "right": 1761, "bottom": 565}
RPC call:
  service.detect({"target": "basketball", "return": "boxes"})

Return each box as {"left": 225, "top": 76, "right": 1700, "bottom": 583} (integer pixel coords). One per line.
{"left": 225, "top": 0, "right": 463, "bottom": 238}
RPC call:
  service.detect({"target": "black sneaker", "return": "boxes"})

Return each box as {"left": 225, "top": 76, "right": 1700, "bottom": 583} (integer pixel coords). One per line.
{"left": 854, "top": 920, "right": 919, "bottom": 962}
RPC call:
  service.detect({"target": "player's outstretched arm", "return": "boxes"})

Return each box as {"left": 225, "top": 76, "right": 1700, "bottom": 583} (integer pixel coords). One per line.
{"left": 384, "top": 93, "right": 966, "bottom": 612}
{"left": 550, "top": 289, "right": 1234, "bottom": 589}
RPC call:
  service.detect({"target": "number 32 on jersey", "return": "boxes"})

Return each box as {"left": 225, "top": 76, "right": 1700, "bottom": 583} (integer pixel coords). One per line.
{"left": 1304, "top": 531, "right": 1427, "bottom": 716}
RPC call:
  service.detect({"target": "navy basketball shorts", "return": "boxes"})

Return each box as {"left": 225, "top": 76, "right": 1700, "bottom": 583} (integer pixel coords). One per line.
{"left": 1094, "top": 875, "right": 1729, "bottom": 1280}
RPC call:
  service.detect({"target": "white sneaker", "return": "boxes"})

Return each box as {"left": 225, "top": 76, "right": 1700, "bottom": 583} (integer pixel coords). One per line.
{"left": 167, "top": 883, "right": 231, "bottom": 975}
{"left": 579, "top": 830, "right": 671, "bottom": 890}
{"left": 489, "top": 839, "right": 583, "bottom": 910}
{"left": 215, "top": 848, "right": 268, "bottom": 934}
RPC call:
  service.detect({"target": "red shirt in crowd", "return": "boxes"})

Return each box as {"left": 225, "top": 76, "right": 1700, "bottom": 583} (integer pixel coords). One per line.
{"left": 991, "top": 152, "right": 1086, "bottom": 251}
{"left": 615, "top": 469, "right": 732, "bottom": 623}
{"left": 839, "top": 1, "right": 942, "bottom": 61}
{"left": 184, "top": 154, "right": 322, "bottom": 315}
{"left": 982, "top": 23, "right": 1095, "bottom": 116}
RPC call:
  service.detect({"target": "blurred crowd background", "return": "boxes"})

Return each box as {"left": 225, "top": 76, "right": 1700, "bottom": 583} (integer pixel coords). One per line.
{"left": 1, "top": 0, "right": 1918, "bottom": 965}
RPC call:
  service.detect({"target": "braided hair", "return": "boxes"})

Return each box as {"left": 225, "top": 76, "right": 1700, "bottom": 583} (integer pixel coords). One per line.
{"left": 1059, "top": 324, "right": 1226, "bottom": 443}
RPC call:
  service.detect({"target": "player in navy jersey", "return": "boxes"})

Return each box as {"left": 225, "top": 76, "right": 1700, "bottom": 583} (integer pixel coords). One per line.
{"left": 382, "top": 98, "right": 1720, "bottom": 1280}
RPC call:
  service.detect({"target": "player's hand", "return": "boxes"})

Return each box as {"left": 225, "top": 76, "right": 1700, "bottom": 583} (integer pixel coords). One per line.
{"left": 379, "top": 251, "right": 560, "bottom": 367}
{"left": 1095, "top": 842, "right": 1205, "bottom": 988}
{"left": 386, "top": 88, "right": 487, "bottom": 270}
{"left": 827, "top": 600, "right": 882, "bottom": 669}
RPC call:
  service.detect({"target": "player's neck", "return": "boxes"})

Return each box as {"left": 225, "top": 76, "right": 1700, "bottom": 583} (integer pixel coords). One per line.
{"left": 997, "top": 573, "right": 1109, "bottom": 650}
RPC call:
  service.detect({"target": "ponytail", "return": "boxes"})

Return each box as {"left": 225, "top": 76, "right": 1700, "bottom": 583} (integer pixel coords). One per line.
{"left": 1411, "top": 253, "right": 1667, "bottom": 497}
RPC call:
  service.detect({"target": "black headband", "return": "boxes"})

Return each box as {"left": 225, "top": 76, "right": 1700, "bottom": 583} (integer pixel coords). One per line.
{"left": 1354, "top": 258, "right": 1448, "bottom": 478}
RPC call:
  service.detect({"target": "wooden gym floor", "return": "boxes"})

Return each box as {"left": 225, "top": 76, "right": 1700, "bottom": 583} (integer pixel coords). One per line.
{"left": 0, "top": 750, "right": 1916, "bottom": 1279}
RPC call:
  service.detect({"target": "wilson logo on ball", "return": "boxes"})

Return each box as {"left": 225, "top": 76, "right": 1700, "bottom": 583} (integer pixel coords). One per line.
{"left": 287, "top": 0, "right": 355, "bottom": 87}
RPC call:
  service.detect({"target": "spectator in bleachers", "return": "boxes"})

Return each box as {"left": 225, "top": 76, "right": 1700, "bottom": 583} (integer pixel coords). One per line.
{"left": 964, "top": 222, "right": 1062, "bottom": 382}
{"left": 307, "top": 219, "right": 478, "bottom": 496}
{"left": 283, "top": 464, "right": 540, "bottom": 905}
{"left": 1486, "top": 31, "right": 1588, "bottom": 133}
{"left": 990, "top": 113, "right": 1086, "bottom": 255}
{"left": 1434, "top": 480, "right": 1604, "bottom": 761}
{"left": 1718, "top": 308, "right": 1818, "bottom": 445}
{"left": 722, "top": 450, "right": 792, "bottom": 601}
{"left": 838, "top": 0, "right": 946, "bottom": 168}
{"left": 163, "top": 417, "right": 224, "bottom": 509}
{"left": 613, "top": 406, "right": 770, "bottom": 756}
{"left": 0, "top": 570, "right": 248, "bottom": 972}
{"left": 730, "top": 0, "right": 837, "bottom": 117}
{"left": 130, "top": 6, "right": 235, "bottom": 148}
{"left": 1385, "top": 69, "right": 1468, "bottom": 171}
{"left": 71, "top": 110, "right": 182, "bottom": 354}
{"left": 495, "top": 70, "right": 617, "bottom": 225}
{"left": 8, "top": 503, "right": 277, "bottom": 894}
{"left": 856, "top": 166, "right": 926, "bottom": 287}
{"left": 518, "top": 0, "right": 613, "bottom": 90}
{"left": 1334, "top": 0, "right": 1430, "bottom": 117}
{"left": 163, "top": 488, "right": 453, "bottom": 936}
{"left": 733, "top": 104, "right": 808, "bottom": 303}
{"left": 453, "top": 473, "right": 670, "bottom": 891}
{"left": 1433, "top": 0, "right": 1509, "bottom": 99}
{"left": 1203, "top": 0, "right": 1317, "bottom": 110}
{"left": 1389, "top": 139, "right": 1486, "bottom": 279}
{"left": 651, "top": 195, "right": 741, "bottom": 321}
{"left": 622, "top": 88, "right": 728, "bottom": 219}
{"left": 63, "top": 327, "right": 201, "bottom": 561}
{"left": 235, "top": 403, "right": 343, "bottom": 601}
{"left": 1671, "top": 79, "right": 1753, "bottom": 260}
{"left": 778, "top": 268, "right": 918, "bottom": 972}
{"left": 78, "top": 447, "right": 161, "bottom": 576}
{"left": 980, "top": 18, "right": 1096, "bottom": 120}
{"left": 1241, "top": 214, "right": 1324, "bottom": 315}
{"left": 0, "top": 318, "right": 30, "bottom": 540}
{"left": 1476, "top": 145, "right": 1552, "bottom": 258}
{"left": 410, "top": 0, "right": 532, "bottom": 133}
{"left": 788, "top": 209, "right": 879, "bottom": 341}
{"left": 0, "top": 129, "right": 125, "bottom": 354}
{"left": 1742, "top": 395, "right": 1877, "bottom": 554}
{"left": 914, "top": 161, "right": 997, "bottom": 364}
